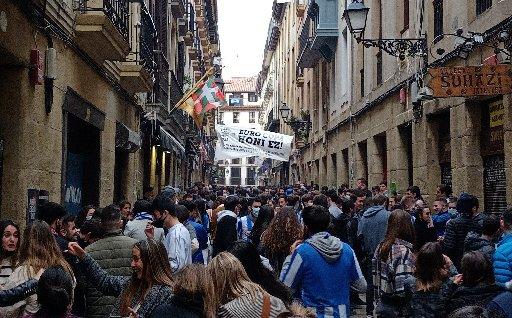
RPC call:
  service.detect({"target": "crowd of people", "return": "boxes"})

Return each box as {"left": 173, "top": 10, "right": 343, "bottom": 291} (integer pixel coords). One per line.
{"left": 0, "top": 179, "right": 511, "bottom": 318}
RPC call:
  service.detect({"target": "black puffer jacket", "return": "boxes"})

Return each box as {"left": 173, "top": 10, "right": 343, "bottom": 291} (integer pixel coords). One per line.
{"left": 412, "top": 287, "right": 448, "bottom": 318}
{"left": 463, "top": 232, "right": 496, "bottom": 261}
{"left": 441, "top": 281, "right": 506, "bottom": 315}
{"left": 442, "top": 215, "right": 480, "bottom": 269}
{"left": 0, "top": 279, "right": 37, "bottom": 307}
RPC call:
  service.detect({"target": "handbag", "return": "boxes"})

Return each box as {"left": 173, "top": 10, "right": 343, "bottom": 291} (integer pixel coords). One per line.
{"left": 261, "top": 293, "right": 271, "bottom": 318}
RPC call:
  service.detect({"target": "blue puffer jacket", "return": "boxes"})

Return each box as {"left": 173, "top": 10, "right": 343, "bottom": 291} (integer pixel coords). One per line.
{"left": 493, "top": 233, "right": 512, "bottom": 285}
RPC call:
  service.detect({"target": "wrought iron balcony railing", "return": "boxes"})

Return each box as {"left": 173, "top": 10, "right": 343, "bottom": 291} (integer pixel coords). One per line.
{"left": 153, "top": 55, "right": 169, "bottom": 107}
{"left": 79, "top": 0, "right": 130, "bottom": 41}
{"left": 139, "top": 6, "right": 156, "bottom": 74}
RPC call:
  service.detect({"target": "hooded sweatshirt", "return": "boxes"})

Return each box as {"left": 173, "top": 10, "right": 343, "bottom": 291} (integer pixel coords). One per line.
{"left": 280, "top": 232, "right": 366, "bottom": 318}
{"left": 357, "top": 205, "right": 390, "bottom": 257}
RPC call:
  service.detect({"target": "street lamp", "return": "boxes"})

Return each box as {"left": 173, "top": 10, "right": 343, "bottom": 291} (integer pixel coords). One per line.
{"left": 279, "top": 102, "right": 291, "bottom": 121}
{"left": 343, "top": 0, "right": 369, "bottom": 36}
{"left": 279, "top": 103, "right": 312, "bottom": 142}
{"left": 343, "top": 0, "right": 427, "bottom": 61}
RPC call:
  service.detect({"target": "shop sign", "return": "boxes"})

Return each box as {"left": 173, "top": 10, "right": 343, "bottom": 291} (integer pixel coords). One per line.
{"left": 490, "top": 102, "right": 504, "bottom": 128}
{"left": 428, "top": 65, "right": 512, "bottom": 98}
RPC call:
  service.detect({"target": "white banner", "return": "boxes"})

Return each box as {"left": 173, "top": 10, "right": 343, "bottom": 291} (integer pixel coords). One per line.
{"left": 214, "top": 125, "right": 294, "bottom": 162}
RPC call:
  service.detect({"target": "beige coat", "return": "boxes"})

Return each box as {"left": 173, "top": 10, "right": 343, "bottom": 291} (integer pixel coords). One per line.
{"left": 0, "top": 265, "right": 44, "bottom": 318}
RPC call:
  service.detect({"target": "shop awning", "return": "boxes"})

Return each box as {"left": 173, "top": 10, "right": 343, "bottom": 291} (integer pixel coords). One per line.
{"left": 115, "top": 122, "right": 141, "bottom": 153}
{"left": 159, "top": 127, "right": 185, "bottom": 157}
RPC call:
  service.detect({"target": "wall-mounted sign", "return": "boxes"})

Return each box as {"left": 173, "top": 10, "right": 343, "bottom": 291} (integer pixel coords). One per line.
{"left": 428, "top": 65, "right": 512, "bottom": 98}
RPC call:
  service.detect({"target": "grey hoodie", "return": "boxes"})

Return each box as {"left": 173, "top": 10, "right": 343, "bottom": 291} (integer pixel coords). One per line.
{"left": 306, "top": 232, "right": 343, "bottom": 263}
{"left": 357, "top": 205, "right": 390, "bottom": 257}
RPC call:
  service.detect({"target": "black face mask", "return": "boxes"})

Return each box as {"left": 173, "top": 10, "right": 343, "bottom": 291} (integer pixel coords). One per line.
{"left": 152, "top": 218, "right": 164, "bottom": 229}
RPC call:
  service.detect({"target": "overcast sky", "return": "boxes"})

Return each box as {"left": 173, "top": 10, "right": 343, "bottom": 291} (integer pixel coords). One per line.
{"left": 217, "top": 0, "right": 274, "bottom": 80}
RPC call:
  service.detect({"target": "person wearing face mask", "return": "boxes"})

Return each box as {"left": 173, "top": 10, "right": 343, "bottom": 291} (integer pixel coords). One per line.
{"left": 237, "top": 198, "right": 262, "bottom": 242}
{"left": 0, "top": 220, "right": 20, "bottom": 285}
{"left": 147, "top": 197, "right": 192, "bottom": 273}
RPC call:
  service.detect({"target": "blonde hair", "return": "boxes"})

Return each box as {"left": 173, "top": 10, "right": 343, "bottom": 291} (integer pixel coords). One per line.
{"left": 174, "top": 264, "right": 216, "bottom": 318}
{"left": 207, "top": 252, "right": 266, "bottom": 308}
{"left": 18, "top": 221, "right": 73, "bottom": 277}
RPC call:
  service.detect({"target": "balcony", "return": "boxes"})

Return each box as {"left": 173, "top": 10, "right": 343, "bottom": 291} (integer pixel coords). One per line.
{"left": 184, "top": 3, "right": 196, "bottom": 46}
{"left": 146, "top": 56, "right": 169, "bottom": 123}
{"left": 167, "top": 71, "right": 188, "bottom": 133}
{"left": 75, "top": 0, "right": 131, "bottom": 63}
{"left": 109, "top": 4, "right": 156, "bottom": 94}
{"left": 170, "top": 0, "right": 186, "bottom": 19}
{"left": 297, "top": 0, "right": 338, "bottom": 68}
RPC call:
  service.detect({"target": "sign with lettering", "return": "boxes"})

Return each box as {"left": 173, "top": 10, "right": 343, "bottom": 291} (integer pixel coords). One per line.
{"left": 489, "top": 102, "right": 504, "bottom": 128}
{"left": 214, "top": 125, "right": 294, "bottom": 161}
{"left": 428, "top": 65, "right": 512, "bottom": 98}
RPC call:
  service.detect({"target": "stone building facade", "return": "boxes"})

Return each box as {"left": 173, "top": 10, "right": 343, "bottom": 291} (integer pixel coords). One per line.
{"left": 0, "top": 0, "right": 219, "bottom": 224}
{"left": 259, "top": 0, "right": 512, "bottom": 213}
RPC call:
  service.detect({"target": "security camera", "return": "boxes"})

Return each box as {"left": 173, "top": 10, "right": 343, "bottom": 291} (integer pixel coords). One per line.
{"left": 417, "top": 87, "right": 435, "bottom": 101}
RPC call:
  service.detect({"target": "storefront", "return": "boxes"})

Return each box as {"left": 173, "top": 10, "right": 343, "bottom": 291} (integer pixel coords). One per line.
{"left": 481, "top": 99, "right": 507, "bottom": 214}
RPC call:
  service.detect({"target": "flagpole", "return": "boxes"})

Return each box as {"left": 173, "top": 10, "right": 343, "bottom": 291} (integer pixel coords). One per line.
{"left": 170, "top": 67, "right": 216, "bottom": 114}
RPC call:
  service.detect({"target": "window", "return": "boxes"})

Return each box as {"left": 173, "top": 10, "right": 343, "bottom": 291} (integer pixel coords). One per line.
{"left": 248, "top": 93, "right": 258, "bottom": 102}
{"left": 476, "top": 0, "right": 492, "bottom": 15}
{"left": 403, "top": 0, "right": 409, "bottom": 31}
{"left": 249, "top": 112, "right": 255, "bottom": 123}
{"left": 229, "top": 93, "right": 244, "bottom": 106}
{"left": 360, "top": 68, "right": 364, "bottom": 97}
{"left": 247, "top": 157, "right": 255, "bottom": 164}
{"left": 376, "top": 51, "right": 383, "bottom": 85}
{"left": 217, "top": 112, "right": 224, "bottom": 124}
{"left": 434, "top": 0, "right": 443, "bottom": 40}
{"left": 232, "top": 158, "right": 240, "bottom": 164}
{"left": 233, "top": 112, "right": 240, "bottom": 123}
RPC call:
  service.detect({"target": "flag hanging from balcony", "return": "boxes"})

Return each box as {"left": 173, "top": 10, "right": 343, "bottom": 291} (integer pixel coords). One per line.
{"left": 177, "top": 75, "right": 226, "bottom": 128}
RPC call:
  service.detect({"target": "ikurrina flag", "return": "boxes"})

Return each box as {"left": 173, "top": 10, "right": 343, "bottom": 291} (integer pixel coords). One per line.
{"left": 178, "top": 76, "right": 226, "bottom": 128}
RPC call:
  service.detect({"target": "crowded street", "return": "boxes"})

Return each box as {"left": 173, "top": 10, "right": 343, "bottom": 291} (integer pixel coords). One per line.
{"left": 2, "top": 0, "right": 512, "bottom": 317}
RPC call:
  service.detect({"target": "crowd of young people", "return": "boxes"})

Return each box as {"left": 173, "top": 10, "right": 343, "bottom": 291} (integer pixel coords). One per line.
{"left": 0, "top": 180, "right": 510, "bottom": 318}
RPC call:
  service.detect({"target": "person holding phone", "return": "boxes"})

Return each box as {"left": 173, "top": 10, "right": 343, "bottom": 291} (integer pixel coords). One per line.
{"left": 67, "top": 239, "right": 173, "bottom": 318}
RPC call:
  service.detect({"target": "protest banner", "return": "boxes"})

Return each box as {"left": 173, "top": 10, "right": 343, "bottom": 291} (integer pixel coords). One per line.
{"left": 214, "top": 125, "right": 294, "bottom": 162}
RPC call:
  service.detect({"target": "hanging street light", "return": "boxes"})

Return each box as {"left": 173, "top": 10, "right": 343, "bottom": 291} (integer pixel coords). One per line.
{"left": 343, "top": 0, "right": 427, "bottom": 62}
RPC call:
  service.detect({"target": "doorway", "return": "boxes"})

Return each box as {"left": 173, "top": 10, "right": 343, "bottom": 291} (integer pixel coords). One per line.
{"left": 64, "top": 114, "right": 100, "bottom": 215}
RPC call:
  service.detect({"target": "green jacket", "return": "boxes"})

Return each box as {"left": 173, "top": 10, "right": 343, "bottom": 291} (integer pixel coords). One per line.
{"left": 84, "top": 230, "right": 137, "bottom": 318}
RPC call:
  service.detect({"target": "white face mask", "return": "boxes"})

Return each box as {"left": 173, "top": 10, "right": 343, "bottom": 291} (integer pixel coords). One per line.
{"left": 86, "top": 215, "right": 93, "bottom": 221}
{"left": 252, "top": 207, "right": 260, "bottom": 218}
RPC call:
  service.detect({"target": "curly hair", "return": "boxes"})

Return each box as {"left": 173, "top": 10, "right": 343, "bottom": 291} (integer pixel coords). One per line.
{"left": 261, "top": 207, "right": 303, "bottom": 255}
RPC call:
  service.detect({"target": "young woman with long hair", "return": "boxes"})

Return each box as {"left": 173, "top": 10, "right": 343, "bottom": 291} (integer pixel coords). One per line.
{"left": 0, "top": 220, "right": 74, "bottom": 318}
{"left": 207, "top": 252, "right": 289, "bottom": 318}
{"left": 260, "top": 207, "right": 302, "bottom": 272}
{"left": 152, "top": 264, "right": 216, "bottom": 318}
{"left": 229, "top": 240, "right": 292, "bottom": 304}
{"left": 414, "top": 204, "right": 438, "bottom": 251}
{"left": 373, "top": 209, "right": 416, "bottom": 318}
{"left": 249, "top": 205, "right": 274, "bottom": 247}
{"left": 67, "top": 239, "right": 173, "bottom": 318}
{"left": 411, "top": 242, "right": 456, "bottom": 318}
{"left": 0, "top": 220, "right": 20, "bottom": 285}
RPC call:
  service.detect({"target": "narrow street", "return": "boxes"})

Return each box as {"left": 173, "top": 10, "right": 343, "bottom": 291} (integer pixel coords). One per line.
{"left": 1, "top": 0, "right": 512, "bottom": 317}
